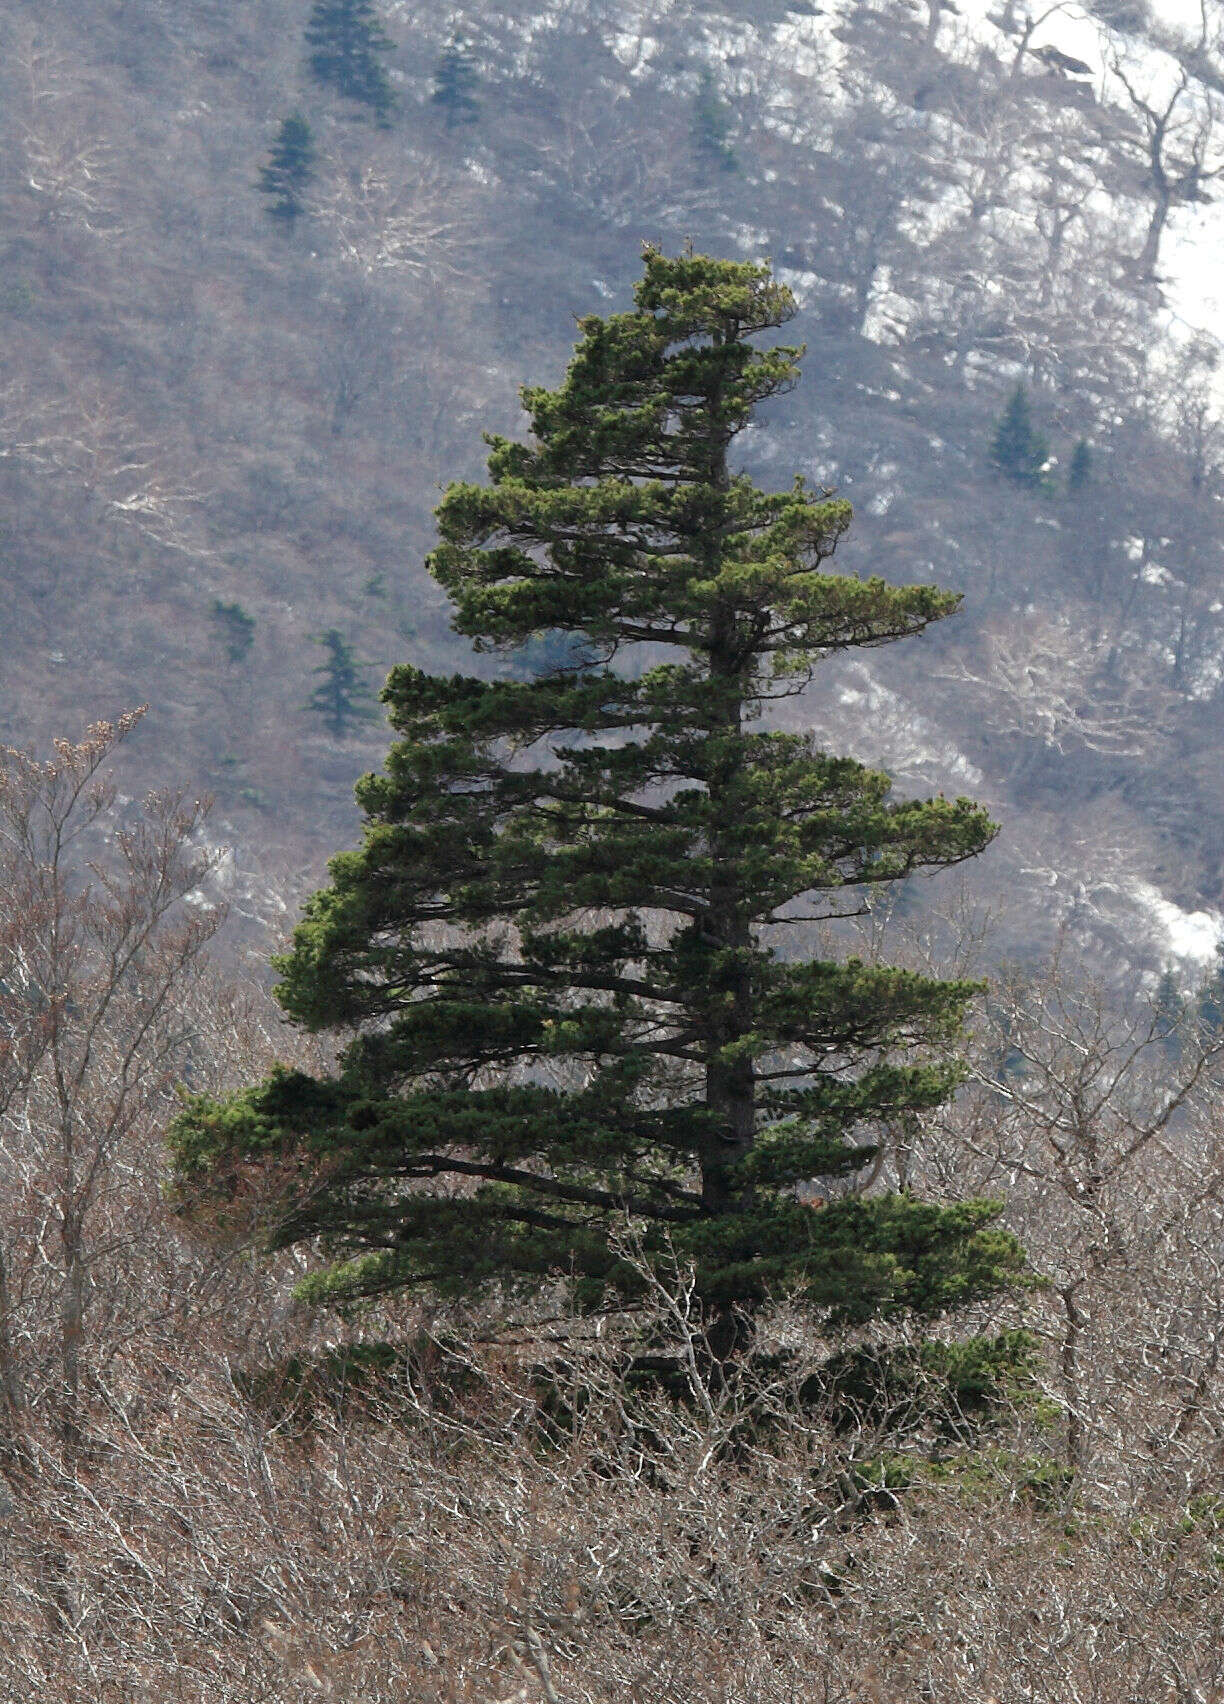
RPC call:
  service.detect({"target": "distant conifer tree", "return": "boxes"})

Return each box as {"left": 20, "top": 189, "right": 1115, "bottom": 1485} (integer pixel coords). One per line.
{"left": 1067, "top": 438, "right": 1092, "bottom": 494}
{"left": 257, "top": 112, "right": 316, "bottom": 224}
{"left": 1152, "top": 968, "right": 1186, "bottom": 1057}
{"left": 212, "top": 599, "right": 256, "bottom": 661}
{"left": 693, "top": 68, "right": 736, "bottom": 172}
{"left": 989, "top": 384, "right": 1050, "bottom": 490}
{"left": 432, "top": 33, "right": 479, "bottom": 128}
{"left": 305, "top": 0, "right": 395, "bottom": 123}
{"left": 1196, "top": 957, "right": 1224, "bottom": 1034}
{"left": 305, "top": 630, "right": 378, "bottom": 736}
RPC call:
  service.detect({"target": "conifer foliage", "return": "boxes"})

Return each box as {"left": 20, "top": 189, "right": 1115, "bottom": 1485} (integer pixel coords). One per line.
{"left": 693, "top": 68, "right": 736, "bottom": 172}
{"left": 304, "top": 629, "right": 378, "bottom": 737}
{"left": 212, "top": 598, "right": 256, "bottom": 661}
{"left": 1067, "top": 438, "right": 1092, "bottom": 493}
{"left": 305, "top": 0, "right": 395, "bottom": 123}
{"left": 432, "top": 33, "right": 480, "bottom": 128}
{"left": 989, "top": 383, "right": 1050, "bottom": 489}
{"left": 172, "top": 252, "right": 1021, "bottom": 1349}
{"left": 257, "top": 112, "right": 316, "bottom": 224}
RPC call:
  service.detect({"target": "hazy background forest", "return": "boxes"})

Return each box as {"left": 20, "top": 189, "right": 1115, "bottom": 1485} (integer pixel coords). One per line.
{"left": 9, "top": 1, "right": 1224, "bottom": 1699}
{"left": 5, "top": 0, "right": 1224, "bottom": 978}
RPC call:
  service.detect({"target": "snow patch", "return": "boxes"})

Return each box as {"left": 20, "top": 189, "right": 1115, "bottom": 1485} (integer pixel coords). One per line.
{"left": 1129, "top": 879, "right": 1222, "bottom": 970}
{"left": 777, "top": 267, "right": 820, "bottom": 304}
{"left": 836, "top": 665, "right": 984, "bottom": 787}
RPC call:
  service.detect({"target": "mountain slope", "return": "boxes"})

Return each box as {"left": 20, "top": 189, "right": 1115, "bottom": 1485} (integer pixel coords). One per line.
{"left": 4, "top": 0, "right": 1224, "bottom": 975}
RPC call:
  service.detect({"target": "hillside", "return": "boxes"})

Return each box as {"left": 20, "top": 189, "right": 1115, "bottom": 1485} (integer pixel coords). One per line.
{"left": 4, "top": 0, "right": 1224, "bottom": 974}
{"left": 11, "top": 10, "right": 1224, "bottom": 1695}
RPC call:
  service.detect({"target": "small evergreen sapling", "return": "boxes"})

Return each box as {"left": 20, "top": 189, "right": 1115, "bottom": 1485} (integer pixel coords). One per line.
{"left": 1152, "top": 968, "right": 1187, "bottom": 1058}
{"left": 257, "top": 112, "right": 316, "bottom": 224}
{"left": 693, "top": 68, "right": 736, "bottom": 172}
{"left": 432, "top": 33, "right": 479, "bottom": 128}
{"left": 1196, "top": 953, "right": 1224, "bottom": 1034}
{"left": 212, "top": 599, "right": 256, "bottom": 662}
{"left": 1067, "top": 438, "right": 1092, "bottom": 495}
{"left": 305, "top": 0, "right": 395, "bottom": 124}
{"left": 172, "top": 251, "right": 1023, "bottom": 1374}
{"left": 989, "top": 384, "right": 1050, "bottom": 490}
{"left": 305, "top": 630, "right": 378, "bottom": 737}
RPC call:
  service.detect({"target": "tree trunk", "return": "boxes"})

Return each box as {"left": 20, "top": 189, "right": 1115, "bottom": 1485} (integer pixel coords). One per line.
{"left": 1138, "top": 195, "right": 1169, "bottom": 277}
{"left": 1172, "top": 598, "right": 1192, "bottom": 689}
{"left": 698, "top": 381, "right": 756, "bottom": 1227}
{"left": 60, "top": 1212, "right": 84, "bottom": 1452}
{"left": 0, "top": 1244, "right": 25, "bottom": 1452}
{"left": 1060, "top": 1282, "right": 1088, "bottom": 1482}
{"left": 693, "top": 364, "right": 757, "bottom": 1373}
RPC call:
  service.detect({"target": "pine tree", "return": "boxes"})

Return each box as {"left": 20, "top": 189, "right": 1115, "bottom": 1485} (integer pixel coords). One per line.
{"left": 693, "top": 68, "right": 736, "bottom": 172}
{"left": 1196, "top": 956, "right": 1224, "bottom": 1034}
{"left": 172, "top": 251, "right": 1022, "bottom": 1363}
{"left": 989, "top": 384, "right": 1050, "bottom": 489}
{"left": 304, "top": 630, "right": 378, "bottom": 737}
{"left": 305, "top": 0, "right": 395, "bottom": 123}
{"left": 257, "top": 112, "right": 316, "bottom": 224}
{"left": 1152, "top": 967, "right": 1187, "bottom": 1057}
{"left": 212, "top": 599, "right": 256, "bottom": 662}
{"left": 432, "top": 33, "right": 479, "bottom": 128}
{"left": 1067, "top": 438, "right": 1092, "bottom": 494}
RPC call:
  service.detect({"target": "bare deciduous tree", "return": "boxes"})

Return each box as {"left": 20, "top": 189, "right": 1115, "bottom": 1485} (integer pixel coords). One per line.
{"left": 0, "top": 711, "right": 220, "bottom": 1450}
{"left": 934, "top": 950, "right": 1224, "bottom": 1497}
{"left": 11, "top": 34, "right": 116, "bottom": 232}
{"left": 315, "top": 149, "right": 483, "bottom": 283}
{"left": 1109, "top": 24, "right": 1224, "bottom": 277}
{"left": 935, "top": 608, "right": 1177, "bottom": 760}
